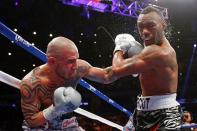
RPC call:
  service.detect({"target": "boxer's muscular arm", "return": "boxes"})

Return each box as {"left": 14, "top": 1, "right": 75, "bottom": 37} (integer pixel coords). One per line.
{"left": 86, "top": 66, "right": 118, "bottom": 84}
{"left": 113, "top": 51, "right": 125, "bottom": 68}
{"left": 77, "top": 60, "right": 117, "bottom": 84}
{"left": 112, "top": 45, "right": 167, "bottom": 78}
{"left": 20, "top": 81, "right": 47, "bottom": 127}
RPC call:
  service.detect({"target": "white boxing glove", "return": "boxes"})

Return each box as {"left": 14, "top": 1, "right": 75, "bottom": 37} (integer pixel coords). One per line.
{"left": 114, "top": 33, "right": 143, "bottom": 58}
{"left": 43, "top": 87, "right": 81, "bottom": 121}
{"left": 127, "top": 40, "right": 143, "bottom": 77}
{"left": 125, "top": 39, "right": 143, "bottom": 77}
{"left": 114, "top": 34, "right": 143, "bottom": 78}
{"left": 127, "top": 41, "right": 144, "bottom": 58}
{"left": 114, "top": 34, "right": 136, "bottom": 54}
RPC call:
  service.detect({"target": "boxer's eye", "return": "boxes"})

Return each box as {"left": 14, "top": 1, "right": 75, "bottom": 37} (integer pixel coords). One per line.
{"left": 149, "top": 24, "right": 155, "bottom": 28}
{"left": 67, "top": 59, "right": 76, "bottom": 64}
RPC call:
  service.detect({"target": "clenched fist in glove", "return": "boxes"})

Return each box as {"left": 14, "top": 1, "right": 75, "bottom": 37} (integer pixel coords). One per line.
{"left": 114, "top": 34, "right": 143, "bottom": 58}
{"left": 43, "top": 87, "right": 81, "bottom": 121}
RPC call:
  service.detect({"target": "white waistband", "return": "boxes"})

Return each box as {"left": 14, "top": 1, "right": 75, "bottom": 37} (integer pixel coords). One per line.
{"left": 137, "top": 93, "right": 180, "bottom": 111}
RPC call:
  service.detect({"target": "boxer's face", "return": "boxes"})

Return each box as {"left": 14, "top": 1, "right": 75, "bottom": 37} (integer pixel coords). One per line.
{"left": 137, "top": 12, "right": 165, "bottom": 46}
{"left": 56, "top": 48, "right": 79, "bottom": 79}
{"left": 183, "top": 112, "right": 192, "bottom": 123}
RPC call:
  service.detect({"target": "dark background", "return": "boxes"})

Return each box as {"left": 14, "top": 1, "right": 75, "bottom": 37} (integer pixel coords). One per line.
{"left": 0, "top": 0, "right": 197, "bottom": 130}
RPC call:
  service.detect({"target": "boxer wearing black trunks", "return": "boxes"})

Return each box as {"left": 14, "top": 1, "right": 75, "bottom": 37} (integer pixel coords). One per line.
{"left": 112, "top": 6, "right": 182, "bottom": 131}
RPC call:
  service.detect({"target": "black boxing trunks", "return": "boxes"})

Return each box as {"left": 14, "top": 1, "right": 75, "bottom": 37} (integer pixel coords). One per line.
{"left": 124, "top": 94, "right": 182, "bottom": 131}
{"left": 134, "top": 94, "right": 182, "bottom": 131}
{"left": 133, "top": 106, "right": 182, "bottom": 131}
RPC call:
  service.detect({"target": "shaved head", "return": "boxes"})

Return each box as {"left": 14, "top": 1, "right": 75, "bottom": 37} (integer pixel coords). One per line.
{"left": 46, "top": 36, "right": 79, "bottom": 79}
{"left": 46, "top": 36, "right": 78, "bottom": 59}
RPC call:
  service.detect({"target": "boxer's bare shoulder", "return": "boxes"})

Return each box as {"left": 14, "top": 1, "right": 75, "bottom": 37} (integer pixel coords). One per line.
{"left": 76, "top": 59, "right": 91, "bottom": 77}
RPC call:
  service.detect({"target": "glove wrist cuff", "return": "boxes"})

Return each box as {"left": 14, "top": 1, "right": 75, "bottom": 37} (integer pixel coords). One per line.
{"left": 43, "top": 105, "right": 62, "bottom": 121}
{"left": 113, "top": 45, "right": 125, "bottom": 54}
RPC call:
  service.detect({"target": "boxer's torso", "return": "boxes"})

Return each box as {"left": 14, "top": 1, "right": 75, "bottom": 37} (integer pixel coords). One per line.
{"left": 139, "top": 41, "right": 178, "bottom": 96}
{"left": 22, "top": 61, "right": 86, "bottom": 109}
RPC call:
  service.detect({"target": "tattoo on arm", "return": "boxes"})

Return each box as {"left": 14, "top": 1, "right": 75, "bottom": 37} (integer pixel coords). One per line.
{"left": 20, "top": 82, "right": 40, "bottom": 122}
{"left": 20, "top": 78, "right": 49, "bottom": 124}
{"left": 105, "top": 66, "right": 113, "bottom": 74}
{"left": 104, "top": 66, "right": 117, "bottom": 82}
{"left": 77, "top": 65, "right": 90, "bottom": 76}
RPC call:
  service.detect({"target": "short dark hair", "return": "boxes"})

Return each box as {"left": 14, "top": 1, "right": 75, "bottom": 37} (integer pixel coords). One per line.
{"left": 140, "top": 6, "right": 165, "bottom": 20}
{"left": 183, "top": 110, "right": 193, "bottom": 120}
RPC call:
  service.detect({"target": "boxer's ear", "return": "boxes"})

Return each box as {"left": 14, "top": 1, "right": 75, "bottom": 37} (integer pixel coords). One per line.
{"left": 48, "top": 56, "right": 56, "bottom": 65}
{"left": 162, "top": 19, "right": 167, "bottom": 30}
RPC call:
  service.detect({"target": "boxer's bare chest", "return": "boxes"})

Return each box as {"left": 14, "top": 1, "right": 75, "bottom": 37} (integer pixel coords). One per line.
{"left": 30, "top": 66, "right": 83, "bottom": 108}
{"left": 37, "top": 76, "right": 81, "bottom": 107}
